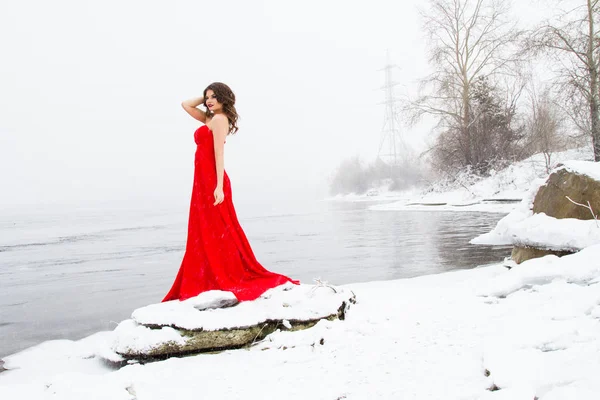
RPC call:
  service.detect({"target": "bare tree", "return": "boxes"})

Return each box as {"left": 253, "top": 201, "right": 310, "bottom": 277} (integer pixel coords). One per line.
{"left": 409, "top": 0, "right": 522, "bottom": 172}
{"left": 524, "top": 85, "right": 565, "bottom": 172}
{"left": 527, "top": 0, "right": 600, "bottom": 160}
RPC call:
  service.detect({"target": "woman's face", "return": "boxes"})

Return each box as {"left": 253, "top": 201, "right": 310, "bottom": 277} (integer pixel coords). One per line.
{"left": 205, "top": 89, "right": 223, "bottom": 113}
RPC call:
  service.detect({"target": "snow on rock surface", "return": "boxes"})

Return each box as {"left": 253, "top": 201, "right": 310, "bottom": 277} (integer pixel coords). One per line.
{"left": 108, "top": 283, "right": 356, "bottom": 359}
{"left": 111, "top": 320, "right": 186, "bottom": 357}
{"left": 475, "top": 212, "right": 600, "bottom": 251}
{"left": 562, "top": 160, "right": 600, "bottom": 181}
{"left": 472, "top": 160, "right": 600, "bottom": 250}
{"left": 131, "top": 283, "right": 353, "bottom": 331}
{"left": 182, "top": 290, "right": 239, "bottom": 310}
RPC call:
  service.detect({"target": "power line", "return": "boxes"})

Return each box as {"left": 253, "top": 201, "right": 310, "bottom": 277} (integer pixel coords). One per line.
{"left": 377, "top": 50, "right": 409, "bottom": 167}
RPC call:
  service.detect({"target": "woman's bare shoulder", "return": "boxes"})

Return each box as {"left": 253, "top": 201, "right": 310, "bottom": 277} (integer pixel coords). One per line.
{"left": 208, "top": 115, "right": 229, "bottom": 129}
{"left": 212, "top": 114, "right": 228, "bottom": 123}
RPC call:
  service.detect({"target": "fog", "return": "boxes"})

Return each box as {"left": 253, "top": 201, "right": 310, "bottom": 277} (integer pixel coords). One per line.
{"left": 0, "top": 0, "right": 422, "bottom": 212}
{"left": 0, "top": 0, "right": 563, "bottom": 214}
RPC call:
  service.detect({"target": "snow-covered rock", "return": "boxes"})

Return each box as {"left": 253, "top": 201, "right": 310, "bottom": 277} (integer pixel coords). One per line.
{"left": 109, "top": 284, "right": 356, "bottom": 359}
{"left": 472, "top": 160, "right": 600, "bottom": 262}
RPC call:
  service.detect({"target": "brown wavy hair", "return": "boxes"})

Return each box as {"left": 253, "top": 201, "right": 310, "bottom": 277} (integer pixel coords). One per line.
{"left": 203, "top": 82, "right": 239, "bottom": 135}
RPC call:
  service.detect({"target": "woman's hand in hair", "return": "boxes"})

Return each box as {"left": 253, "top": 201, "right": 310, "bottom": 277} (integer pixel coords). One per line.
{"left": 182, "top": 96, "right": 207, "bottom": 122}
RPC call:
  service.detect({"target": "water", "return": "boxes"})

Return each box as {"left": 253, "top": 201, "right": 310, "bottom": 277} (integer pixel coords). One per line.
{"left": 0, "top": 200, "right": 511, "bottom": 358}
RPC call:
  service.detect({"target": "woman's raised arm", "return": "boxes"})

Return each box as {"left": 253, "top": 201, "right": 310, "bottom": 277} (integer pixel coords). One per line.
{"left": 181, "top": 96, "right": 207, "bottom": 123}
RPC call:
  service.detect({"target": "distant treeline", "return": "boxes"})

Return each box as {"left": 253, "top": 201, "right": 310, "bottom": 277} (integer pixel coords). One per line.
{"left": 329, "top": 157, "right": 425, "bottom": 195}
{"left": 330, "top": 0, "right": 598, "bottom": 196}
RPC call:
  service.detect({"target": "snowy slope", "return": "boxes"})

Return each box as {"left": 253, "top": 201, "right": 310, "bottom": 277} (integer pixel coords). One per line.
{"left": 342, "top": 147, "right": 594, "bottom": 213}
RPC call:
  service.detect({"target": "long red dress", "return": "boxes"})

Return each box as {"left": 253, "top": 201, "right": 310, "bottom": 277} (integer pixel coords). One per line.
{"left": 162, "top": 125, "right": 299, "bottom": 302}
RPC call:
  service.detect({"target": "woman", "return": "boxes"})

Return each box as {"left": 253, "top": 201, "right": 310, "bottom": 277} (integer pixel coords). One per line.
{"left": 162, "top": 82, "right": 299, "bottom": 302}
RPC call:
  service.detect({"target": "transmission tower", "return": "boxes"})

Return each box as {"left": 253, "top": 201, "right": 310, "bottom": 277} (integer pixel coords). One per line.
{"left": 377, "top": 51, "right": 409, "bottom": 167}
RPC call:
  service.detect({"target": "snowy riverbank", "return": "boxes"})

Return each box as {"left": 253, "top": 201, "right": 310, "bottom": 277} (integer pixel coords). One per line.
{"left": 1, "top": 245, "right": 599, "bottom": 399}
{"left": 2, "top": 150, "right": 599, "bottom": 399}
{"left": 330, "top": 147, "right": 594, "bottom": 214}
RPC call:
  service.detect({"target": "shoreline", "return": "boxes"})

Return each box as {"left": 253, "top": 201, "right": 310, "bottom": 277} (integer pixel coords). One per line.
{"left": 2, "top": 249, "right": 599, "bottom": 398}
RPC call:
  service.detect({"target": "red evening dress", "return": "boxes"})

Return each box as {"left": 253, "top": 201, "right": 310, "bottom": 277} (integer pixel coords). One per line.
{"left": 162, "top": 125, "right": 299, "bottom": 302}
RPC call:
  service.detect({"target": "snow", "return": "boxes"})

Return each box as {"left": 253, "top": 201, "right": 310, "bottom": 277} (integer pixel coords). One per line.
{"left": 130, "top": 283, "right": 351, "bottom": 331}
{"left": 331, "top": 147, "right": 594, "bottom": 213}
{"left": 478, "top": 244, "right": 600, "bottom": 298}
{"left": 476, "top": 247, "right": 600, "bottom": 398}
{"left": 371, "top": 201, "right": 517, "bottom": 213}
{"left": 111, "top": 283, "right": 355, "bottom": 356}
{"left": 111, "top": 320, "right": 186, "bottom": 356}
{"left": 181, "top": 290, "right": 239, "bottom": 310}
{"left": 2, "top": 148, "right": 600, "bottom": 399}
{"left": 470, "top": 181, "right": 540, "bottom": 245}
{"left": 2, "top": 246, "right": 600, "bottom": 399}
{"left": 472, "top": 160, "right": 600, "bottom": 249}
{"left": 473, "top": 212, "right": 600, "bottom": 250}
{"left": 562, "top": 160, "right": 600, "bottom": 181}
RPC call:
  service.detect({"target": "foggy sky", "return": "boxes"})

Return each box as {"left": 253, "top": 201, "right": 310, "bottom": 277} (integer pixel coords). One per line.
{"left": 0, "top": 0, "right": 564, "bottom": 212}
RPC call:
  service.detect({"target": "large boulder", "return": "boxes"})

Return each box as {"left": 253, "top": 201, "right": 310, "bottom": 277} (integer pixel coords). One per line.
{"left": 514, "top": 163, "right": 600, "bottom": 263}
{"left": 532, "top": 166, "right": 600, "bottom": 220}
{"left": 108, "top": 284, "right": 356, "bottom": 360}
{"left": 470, "top": 161, "right": 600, "bottom": 264}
